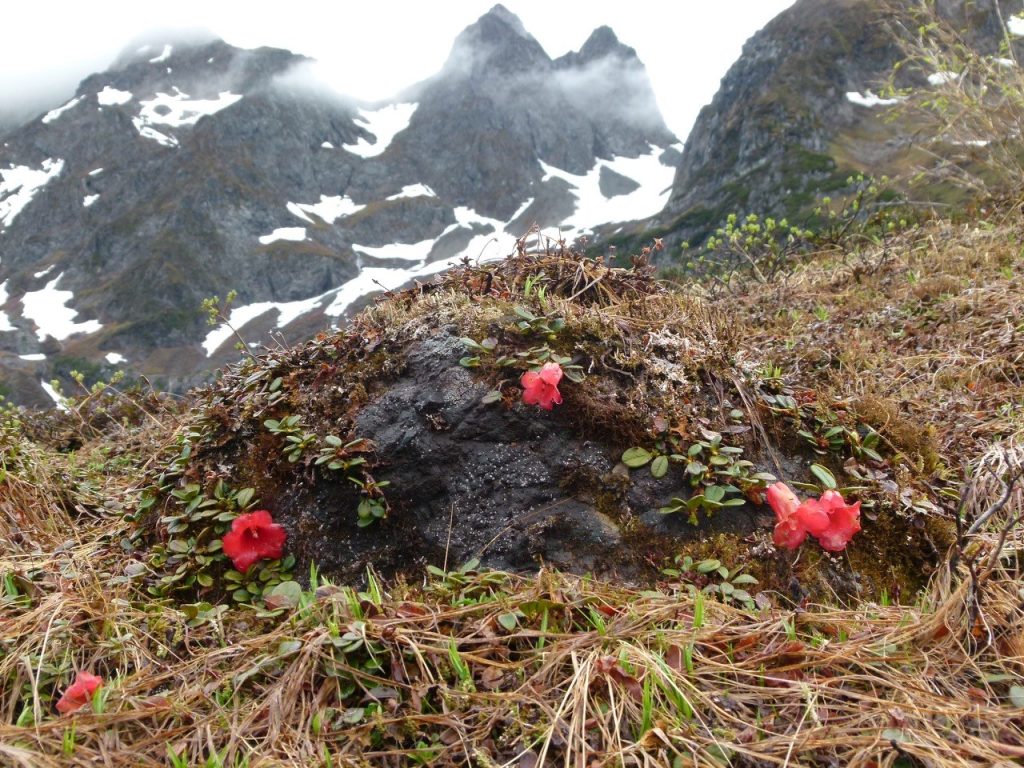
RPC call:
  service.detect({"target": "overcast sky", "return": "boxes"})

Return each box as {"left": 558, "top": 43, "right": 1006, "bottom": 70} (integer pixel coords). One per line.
{"left": 0, "top": 1, "right": 795, "bottom": 140}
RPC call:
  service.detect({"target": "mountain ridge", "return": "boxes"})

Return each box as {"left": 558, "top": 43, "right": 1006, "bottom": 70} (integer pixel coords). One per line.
{"left": 0, "top": 5, "right": 678, "bottom": 406}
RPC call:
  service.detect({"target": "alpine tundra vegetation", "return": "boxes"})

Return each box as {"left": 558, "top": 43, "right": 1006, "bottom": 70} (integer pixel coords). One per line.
{"left": 1, "top": 1, "right": 1024, "bottom": 766}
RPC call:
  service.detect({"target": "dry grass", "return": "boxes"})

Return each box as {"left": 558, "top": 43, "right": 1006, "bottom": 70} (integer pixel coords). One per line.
{"left": 2, "top": 216, "right": 1024, "bottom": 766}
{"left": 2, "top": 461, "right": 1023, "bottom": 767}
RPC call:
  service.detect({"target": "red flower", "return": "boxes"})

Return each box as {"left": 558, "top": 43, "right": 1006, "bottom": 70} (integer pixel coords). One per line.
{"left": 56, "top": 671, "right": 103, "bottom": 715}
{"left": 766, "top": 482, "right": 861, "bottom": 552}
{"left": 814, "top": 490, "right": 862, "bottom": 552}
{"left": 767, "top": 482, "right": 807, "bottom": 549}
{"left": 521, "top": 362, "right": 563, "bottom": 411}
{"left": 221, "top": 510, "right": 287, "bottom": 573}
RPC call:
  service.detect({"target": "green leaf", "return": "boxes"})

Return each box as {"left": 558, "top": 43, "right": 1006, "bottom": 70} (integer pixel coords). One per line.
{"left": 731, "top": 589, "right": 752, "bottom": 604}
{"left": 650, "top": 455, "right": 669, "bottom": 478}
{"left": 704, "top": 485, "right": 726, "bottom": 504}
{"left": 1009, "top": 686, "right": 1024, "bottom": 708}
{"left": 266, "top": 581, "right": 303, "bottom": 609}
{"left": 481, "top": 390, "right": 503, "bottom": 404}
{"left": 622, "top": 447, "right": 653, "bottom": 467}
{"left": 810, "top": 463, "right": 838, "bottom": 489}
{"left": 236, "top": 488, "right": 255, "bottom": 509}
{"left": 696, "top": 559, "right": 721, "bottom": 574}
{"left": 497, "top": 613, "right": 519, "bottom": 631}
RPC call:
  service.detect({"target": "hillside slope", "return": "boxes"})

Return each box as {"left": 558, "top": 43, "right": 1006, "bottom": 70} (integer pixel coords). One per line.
{"left": 0, "top": 207, "right": 1021, "bottom": 765}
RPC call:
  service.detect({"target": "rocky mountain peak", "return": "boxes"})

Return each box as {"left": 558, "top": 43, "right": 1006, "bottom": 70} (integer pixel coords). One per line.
{"left": 561, "top": 25, "right": 639, "bottom": 67}
{"left": 0, "top": 11, "right": 678, "bottom": 408}
{"left": 442, "top": 4, "right": 551, "bottom": 77}
{"left": 82, "top": 37, "right": 306, "bottom": 104}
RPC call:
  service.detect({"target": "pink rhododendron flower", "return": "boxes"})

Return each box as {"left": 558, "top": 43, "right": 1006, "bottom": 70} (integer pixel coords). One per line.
{"left": 56, "top": 671, "right": 103, "bottom": 714}
{"left": 521, "top": 362, "right": 563, "bottom": 410}
{"left": 766, "top": 482, "right": 861, "bottom": 552}
{"left": 222, "top": 510, "right": 287, "bottom": 573}
{"left": 814, "top": 490, "right": 862, "bottom": 552}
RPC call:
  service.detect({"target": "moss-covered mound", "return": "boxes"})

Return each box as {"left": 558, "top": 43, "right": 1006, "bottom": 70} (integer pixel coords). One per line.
{"left": 134, "top": 249, "right": 953, "bottom": 605}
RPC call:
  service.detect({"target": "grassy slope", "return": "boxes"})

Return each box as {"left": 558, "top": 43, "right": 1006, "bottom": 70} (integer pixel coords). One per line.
{"left": 1, "top": 211, "right": 1023, "bottom": 766}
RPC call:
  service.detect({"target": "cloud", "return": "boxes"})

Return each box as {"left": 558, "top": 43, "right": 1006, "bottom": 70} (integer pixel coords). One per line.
{"left": 551, "top": 56, "right": 668, "bottom": 134}
{"left": 270, "top": 60, "right": 364, "bottom": 105}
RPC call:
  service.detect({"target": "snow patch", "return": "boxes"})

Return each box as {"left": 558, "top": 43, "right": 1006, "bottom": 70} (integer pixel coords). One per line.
{"left": 133, "top": 124, "right": 178, "bottom": 148}
{"left": 42, "top": 96, "right": 83, "bottom": 124}
{"left": 89, "top": 168, "right": 104, "bottom": 176}
{"left": 386, "top": 184, "right": 436, "bottom": 201}
{"left": 0, "top": 158, "right": 65, "bottom": 227}
{"left": 97, "top": 87, "right": 133, "bottom": 106}
{"left": 137, "top": 89, "right": 243, "bottom": 128}
{"left": 286, "top": 195, "right": 365, "bottom": 225}
{"left": 40, "top": 380, "right": 68, "bottom": 411}
{"left": 149, "top": 45, "right": 172, "bottom": 63}
{"left": 83, "top": 194, "right": 99, "bottom": 208}
{"left": 21, "top": 273, "right": 103, "bottom": 341}
{"left": 19, "top": 353, "right": 45, "bottom": 361}
{"left": 202, "top": 293, "right": 330, "bottom": 356}
{"left": 928, "top": 71, "right": 959, "bottom": 85}
{"left": 259, "top": 227, "right": 307, "bottom": 245}
{"left": 1009, "top": 15, "right": 1024, "bottom": 36}
{"left": 846, "top": 90, "right": 901, "bottom": 107}
{"left": 538, "top": 144, "right": 674, "bottom": 238}
{"left": 352, "top": 238, "right": 440, "bottom": 263}
{"left": 34, "top": 266, "right": 54, "bottom": 279}
{"left": 105, "top": 352, "right": 127, "bottom": 364}
{"left": 342, "top": 103, "right": 417, "bottom": 158}
{"left": 322, "top": 201, "right": 534, "bottom": 318}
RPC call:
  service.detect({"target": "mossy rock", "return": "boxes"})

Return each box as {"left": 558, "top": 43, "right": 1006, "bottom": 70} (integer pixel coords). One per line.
{"left": 132, "top": 252, "right": 951, "bottom": 604}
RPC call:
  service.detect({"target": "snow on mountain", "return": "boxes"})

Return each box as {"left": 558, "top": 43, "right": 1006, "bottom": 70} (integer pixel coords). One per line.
{"left": 0, "top": 158, "right": 64, "bottom": 227}
{"left": 21, "top": 273, "right": 102, "bottom": 341}
{"left": 0, "top": 7, "right": 678, "bottom": 406}
{"left": 342, "top": 103, "right": 418, "bottom": 158}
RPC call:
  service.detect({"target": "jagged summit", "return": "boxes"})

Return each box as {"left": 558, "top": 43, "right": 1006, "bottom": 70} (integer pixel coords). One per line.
{"left": 479, "top": 4, "right": 532, "bottom": 38}
{"left": 558, "top": 26, "right": 640, "bottom": 67}
{"left": 442, "top": 4, "right": 551, "bottom": 76}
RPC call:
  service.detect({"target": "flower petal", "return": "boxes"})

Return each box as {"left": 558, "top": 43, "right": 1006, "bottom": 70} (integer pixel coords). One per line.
{"left": 766, "top": 482, "right": 800, "bottom": 522}
{"left": 773, "top": 517, "right": 807, "bottom": 549}
{"left": 56, "top": 671, "right": 103, "bottom": 714}
{"left": 539, "top": 362, "right": 563, "bottom": 386}
{"left": 222, "top": 510, "right": 287, "bottom": 573}
{"left": 794, "top": 499, "right": 831, "bottom": 536}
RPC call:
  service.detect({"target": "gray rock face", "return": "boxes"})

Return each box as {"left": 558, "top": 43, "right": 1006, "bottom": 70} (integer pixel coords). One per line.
{"left": 0, "top": 6, "right": 677, "bottom": 406}
{"left": 277, "top": 332, "right": 756, "bottom": 582}
{"left": 630, "top": 0, "right": 1020, "bottom": 252}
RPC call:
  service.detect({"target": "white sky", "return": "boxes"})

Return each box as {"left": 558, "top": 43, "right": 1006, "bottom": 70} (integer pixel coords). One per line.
{"left": 0, "top": 1, "right": 795, "bottom": 141}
